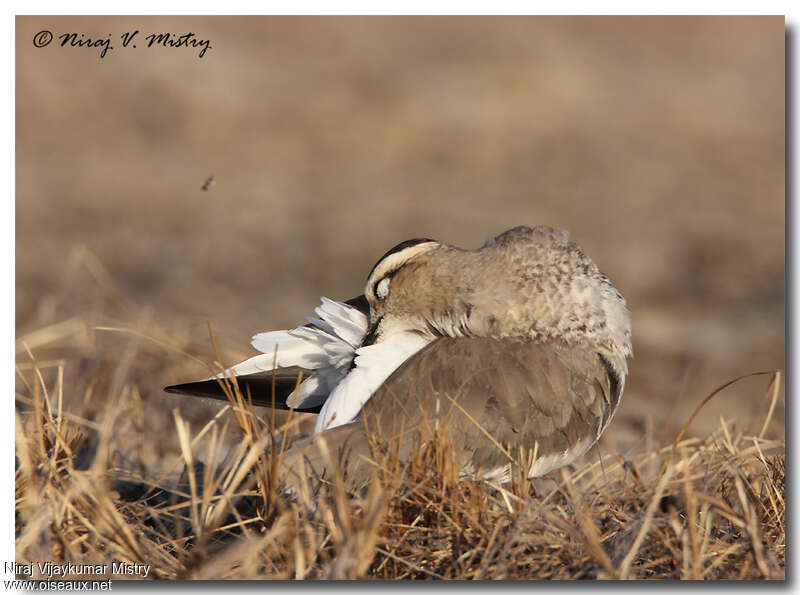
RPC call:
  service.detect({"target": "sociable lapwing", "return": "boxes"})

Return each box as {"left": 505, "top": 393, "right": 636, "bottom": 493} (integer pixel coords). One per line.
{"left": 165, "top": 226, "right": 632, "bottom": 486}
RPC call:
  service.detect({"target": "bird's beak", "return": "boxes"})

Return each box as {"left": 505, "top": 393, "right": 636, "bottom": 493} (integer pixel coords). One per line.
{"left": 360, "top": 315, "right": 383, "bottom": 347}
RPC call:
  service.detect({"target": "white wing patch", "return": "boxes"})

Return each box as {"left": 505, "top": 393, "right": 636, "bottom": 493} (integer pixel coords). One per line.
{"left": 315, "top": 331, "right": 431, "bottom": 433}
{"left": 304, "top": 297, "right": 367, "bottom": 349}
{"left": 213, "top": 298, "right": 368, "bottom": 410}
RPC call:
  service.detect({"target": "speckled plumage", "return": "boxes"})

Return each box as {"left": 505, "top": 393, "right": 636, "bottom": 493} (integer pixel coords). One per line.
{"left": 363, "top": 225, "right": 631, "bottom": 377}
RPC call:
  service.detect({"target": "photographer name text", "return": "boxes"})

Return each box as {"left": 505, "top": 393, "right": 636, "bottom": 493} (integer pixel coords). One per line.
{"left": 6, "top": 561, "right": 149, "bottom": 578}
{"left": 32, "top": 30, "right": 212, "bottom": 59}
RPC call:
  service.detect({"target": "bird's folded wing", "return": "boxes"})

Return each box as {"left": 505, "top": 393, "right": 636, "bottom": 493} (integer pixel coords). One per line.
{"left": 278, "top": 337, "right": 620, "bottom": 489}
{"left": 361, "top": 337, "right": 618, "bottom": 476}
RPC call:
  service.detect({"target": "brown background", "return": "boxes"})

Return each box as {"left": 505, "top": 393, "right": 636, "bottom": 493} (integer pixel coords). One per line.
{"left": 15, "top": 16, "right": 785, "bottom": 469}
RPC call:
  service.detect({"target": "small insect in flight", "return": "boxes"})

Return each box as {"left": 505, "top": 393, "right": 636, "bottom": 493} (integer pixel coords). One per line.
{"left": 201, "top": 175, "right": 216, "bottom": 192}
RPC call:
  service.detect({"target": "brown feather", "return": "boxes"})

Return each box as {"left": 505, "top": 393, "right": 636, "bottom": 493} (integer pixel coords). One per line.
{"left": 280, "top": 337, "right": 619, "bottom": 489}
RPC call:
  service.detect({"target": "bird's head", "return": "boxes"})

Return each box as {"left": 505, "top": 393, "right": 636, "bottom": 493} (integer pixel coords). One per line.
{"left": 360, "top": 226, "right": 632, "bottom": 376}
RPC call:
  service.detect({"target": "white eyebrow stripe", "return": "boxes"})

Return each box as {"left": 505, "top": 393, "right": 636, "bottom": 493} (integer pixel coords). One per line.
{"left": 365, "top": 241, "right": 439, "bottom": 294}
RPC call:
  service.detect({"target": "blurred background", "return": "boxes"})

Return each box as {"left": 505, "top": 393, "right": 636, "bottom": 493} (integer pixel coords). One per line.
{"left": 15, "top": 16, "right": 785, "bottom": 471}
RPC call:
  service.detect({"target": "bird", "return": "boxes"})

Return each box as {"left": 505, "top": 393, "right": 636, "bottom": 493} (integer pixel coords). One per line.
{"left": 165, "top": 225, "right": 632, "bottom": 488}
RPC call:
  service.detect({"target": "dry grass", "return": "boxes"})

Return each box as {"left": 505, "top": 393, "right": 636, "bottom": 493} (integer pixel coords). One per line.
{"left": 14, "top": 317, "right": 785, "bottom": 581}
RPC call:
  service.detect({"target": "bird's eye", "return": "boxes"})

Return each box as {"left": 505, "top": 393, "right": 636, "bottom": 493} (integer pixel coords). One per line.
{"left": 375, "top": 277, "right": 391, "bottom": 300}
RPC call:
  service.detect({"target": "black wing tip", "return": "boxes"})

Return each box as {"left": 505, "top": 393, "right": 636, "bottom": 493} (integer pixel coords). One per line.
{"left": 164, "top": 384, "right": 187, "bottom": 394}
{"left": 163, "top": 376, "right": 324, "bottom": 414}
{"left": 163, "top": 381, "right": 218, "bottom": 397}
